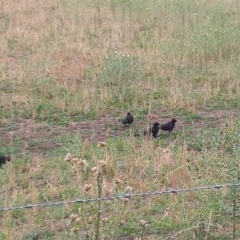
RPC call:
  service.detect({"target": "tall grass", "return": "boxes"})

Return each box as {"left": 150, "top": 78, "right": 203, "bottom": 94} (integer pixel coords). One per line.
{"left": 1, "top": 0, "right": 240, "bottom": 122}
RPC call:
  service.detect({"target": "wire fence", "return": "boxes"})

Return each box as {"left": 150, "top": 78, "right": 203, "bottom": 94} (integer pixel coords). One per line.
{"left": 0, "top": 182, "right": 239, "bottom": 212}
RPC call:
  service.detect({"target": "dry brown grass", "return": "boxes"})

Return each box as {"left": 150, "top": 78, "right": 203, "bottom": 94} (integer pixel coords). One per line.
{"left": 1, "top": 0, "right": 240, "bottom": 116}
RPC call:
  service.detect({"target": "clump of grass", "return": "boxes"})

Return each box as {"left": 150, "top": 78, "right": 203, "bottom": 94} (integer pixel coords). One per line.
{"left": 95, "top": 52, "right": 147, "bottom": 109}
{"left": 22, "top": 229, "right": 54, "bottom": 240}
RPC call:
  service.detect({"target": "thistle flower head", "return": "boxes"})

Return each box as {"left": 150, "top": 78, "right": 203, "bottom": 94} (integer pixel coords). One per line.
{"left": 70, "top": 213, "right": 78, "bottom": 220}
{"left": 105, "top": 188, "right": 113, "bottom": 196}
{"left": 120, "top": 220, "right": 125, "bottom": 226}
{"left": 115, "top": 178, "right": 123, "bottom": 184}
{"left": 140, "top": 220, "right": 147, "bottom": 227}
{"left": 64, "top": 153, "right": 73, "bottom": 162}
{"left": 84, "top": 184, "right": 92, "bottom": 191}
{"left": 102, "top": 215, "right": 111, "bottom": 223}
{"left": 98, "top": 160, "right": 108, "bottom": 167}
{"left": 71, "top": 227, "right": 79, "bottom": 233}
{"left": 122, "top": 197, "right": 129, "bottom": 204}
{"left": 97, "top": 141, "right": 107, "bottom": 148}
{"left": 77, "top": 159, "right": 87, "bottom": 166}
{"left": 91, "top": 166, "right": 99, "bottom": 173}
{"left": 125, "top": 185, "right": 133, "bottom": 192}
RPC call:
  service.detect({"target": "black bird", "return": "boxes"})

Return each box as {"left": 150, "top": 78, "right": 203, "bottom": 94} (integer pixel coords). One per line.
{"left": 122, "top": 112, "right": 134, "bottom": 126}
{"left": 0, "top": 155, "right": 11, "bottom": 168}
{"left": 144, "top": 122, "right": 160, "bottom": 138}
{"left": 160, "top": 118, "right": 177, "bottom": 134}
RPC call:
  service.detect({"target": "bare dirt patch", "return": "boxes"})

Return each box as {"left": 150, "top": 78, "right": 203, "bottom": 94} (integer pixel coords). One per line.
{"left": 0, "top": 110, "right": 239, "bottom": 155}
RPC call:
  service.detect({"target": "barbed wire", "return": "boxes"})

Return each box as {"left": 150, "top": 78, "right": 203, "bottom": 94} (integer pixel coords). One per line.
{"left": 0, "top": 182, "right": 239, "bottom": 212}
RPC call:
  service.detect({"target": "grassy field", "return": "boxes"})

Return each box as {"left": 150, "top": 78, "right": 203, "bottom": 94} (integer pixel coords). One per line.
{"left": 0, "top": 0, "right": 240, "bottom": 239}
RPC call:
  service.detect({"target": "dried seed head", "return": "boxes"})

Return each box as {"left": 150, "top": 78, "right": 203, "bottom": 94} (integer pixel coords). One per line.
{"left": 72, "top": 158, "right": 79, "bottom": 163}
{"left": 97, "top": 141, "right": 107, "bottom": 148}
{"left": 116, "top": 178, "right": 122, "bottom": 184}
{"left": 64, "top": 153, "right": 73, "bottom": 162}
{"left": 77, "top": 159, "right": 87, "bottom": 166}
{"left": 70, "top": 213, "right": 78, "bottom": 220}
{"left": 71, "top": 227, "right": 79, "bottom": 233}
{"left": 105, "top": 188, "right": 113, "bottom": 196}
{"left": 74, "top": 217, "right": 80, "bottom": 223}
{"left": 102, "top": 218, "right": 108, "bottom": 223}
{"left": 115, "top": 178, "right": 122, "bottom": 184}
{"left": 72, "top": 166, "right": 77, "bottom": 172}
{"left": 91, "top": 166, "right": 99, "bottom": 173}
{"left": 98, "top": 160, "right": 108, "bottom": 167}
{"left": 140, "top": 220, "right": 147, "bottom": 227}
{"left": 122, "top": 198, "right": 129, "bottom": 204}
{"left": 102, "top": 215, "right": 111, "bottom": 223}
{"left": 87, "top": 216, "right": 93, "bottom": 224}
{"left": 120, "top": 220, "right": 125, "bottom": 226}
{"left": 125, "top": 186, "right": 133, "bottom": 192}
{"left": 84, "top": 184, "right": 92, "bottom": 191}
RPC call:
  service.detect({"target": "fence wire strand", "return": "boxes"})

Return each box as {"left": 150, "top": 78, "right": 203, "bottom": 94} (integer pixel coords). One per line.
{"left": 0, "top": 182, "right": 239, "bottom": 212}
